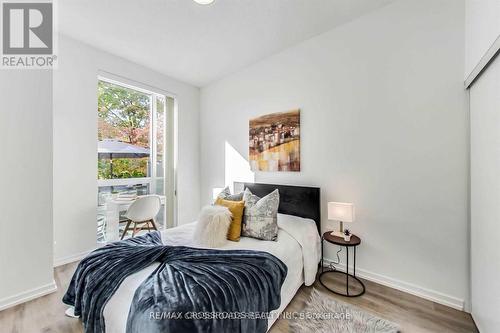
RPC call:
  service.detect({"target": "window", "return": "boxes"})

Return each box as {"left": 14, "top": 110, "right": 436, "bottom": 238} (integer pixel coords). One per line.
{"left": 97, "top": 80, "right": 152, "bottom": 181}
{"left": 96, "top": 76, "right": 175, "bottom": 240}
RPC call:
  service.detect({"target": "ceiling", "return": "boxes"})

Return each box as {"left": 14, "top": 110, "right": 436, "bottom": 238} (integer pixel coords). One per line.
{"left": 59, "top": 0, "right": 395, "bottom": 87}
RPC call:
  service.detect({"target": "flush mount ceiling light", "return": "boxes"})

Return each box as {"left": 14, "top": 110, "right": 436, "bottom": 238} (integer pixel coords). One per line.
{"left": 193, "top": 0, "right": 215, "bottom": 4}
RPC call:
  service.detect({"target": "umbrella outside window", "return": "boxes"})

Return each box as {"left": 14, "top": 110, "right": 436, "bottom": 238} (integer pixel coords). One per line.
{"left": 98, "top": 139, "right": 150, "bottom": 177}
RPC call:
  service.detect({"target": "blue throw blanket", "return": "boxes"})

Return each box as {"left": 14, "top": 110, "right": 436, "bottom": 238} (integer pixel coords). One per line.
{"left": 63, "top": 232, "right": 287, "bottom": 333}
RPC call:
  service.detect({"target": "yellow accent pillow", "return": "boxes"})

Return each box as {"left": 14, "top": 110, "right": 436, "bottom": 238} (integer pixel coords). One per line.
{"left": 214, "top": 197, "right": 245, "bottom": 241}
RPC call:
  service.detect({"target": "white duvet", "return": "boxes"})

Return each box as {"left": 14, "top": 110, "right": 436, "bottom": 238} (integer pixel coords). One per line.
{"left": 102, "top": 213, "right": 321, "bottom": 332}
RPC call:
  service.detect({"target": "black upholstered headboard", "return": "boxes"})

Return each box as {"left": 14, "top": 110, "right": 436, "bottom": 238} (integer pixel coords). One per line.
{"left": 242, "top": 183, "right": 321, "bottom": 235}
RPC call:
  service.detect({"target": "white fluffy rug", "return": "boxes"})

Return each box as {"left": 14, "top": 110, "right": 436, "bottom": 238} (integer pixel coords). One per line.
{"left": 290, "top": 289, "right": 400, "bottom": 333}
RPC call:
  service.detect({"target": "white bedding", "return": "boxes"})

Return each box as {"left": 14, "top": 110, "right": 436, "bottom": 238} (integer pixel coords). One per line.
{"left": 103, "top": 213, "right": 320, "bottom": 332}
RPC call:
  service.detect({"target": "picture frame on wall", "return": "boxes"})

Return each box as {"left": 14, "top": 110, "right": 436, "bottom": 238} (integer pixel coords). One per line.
{"left": 249, "top": 109, "right": 300, "bottom": 172}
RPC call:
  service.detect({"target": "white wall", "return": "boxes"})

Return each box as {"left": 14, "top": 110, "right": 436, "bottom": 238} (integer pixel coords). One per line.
{"left": 200, "top": 0, "right": 468, "bottom": 309}
{"left": 465, "top": 0, "right": 500, "bottom": 78}
{"left": 0, "top": 71, "right": 55, "bottom": 310}
{"left": 470, "top": 54, "right": 500, "bottom": 333}
{"left": 53, "top": 35, "right": 200, "bottom": 264}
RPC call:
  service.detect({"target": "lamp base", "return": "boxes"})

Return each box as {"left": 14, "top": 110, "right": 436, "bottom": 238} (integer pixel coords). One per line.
{"left": 330, "top": 230, "right": 345, "bottom": 238}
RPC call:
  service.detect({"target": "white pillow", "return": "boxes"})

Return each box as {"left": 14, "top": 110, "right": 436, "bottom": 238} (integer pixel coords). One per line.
{"left": 193, "top": 205, "right": 232, "bottom": 248}
{"left": 277, "top": 213, "right": 321, "bottom": 286}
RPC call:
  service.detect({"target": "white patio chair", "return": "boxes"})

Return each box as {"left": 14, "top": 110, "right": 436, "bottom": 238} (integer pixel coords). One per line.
{"left": 121, "top": 195, "right": 161, "bottom": 239}
{"left": 97, "top": 205, "right": 107, "bottom": 242}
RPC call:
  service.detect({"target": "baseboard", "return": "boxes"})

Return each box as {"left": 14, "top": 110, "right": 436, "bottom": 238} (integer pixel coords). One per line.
{"left": 470, "top": 313, "right": 482, "bottom": 333}
{"left": 0, "top": 280, "right": 57, "bottom": 312}
{"left": 54, "top": 249, "right": 93, "bottom": 267}
{"left": 323, "top": 258, "right": 465, "bottom": 311}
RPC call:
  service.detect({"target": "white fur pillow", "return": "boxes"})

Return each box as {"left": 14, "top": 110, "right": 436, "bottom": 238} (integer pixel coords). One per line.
{"left": 193, "top": 205, "right": 232, "bottom": 248}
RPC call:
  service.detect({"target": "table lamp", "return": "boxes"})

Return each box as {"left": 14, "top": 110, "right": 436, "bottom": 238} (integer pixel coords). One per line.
{"left": 328, "top": 202, "right": 355, "bottom": 238}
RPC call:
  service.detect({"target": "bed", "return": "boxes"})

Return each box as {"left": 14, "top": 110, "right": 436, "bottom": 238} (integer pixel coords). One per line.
{"left": 70, "top": 183, "right": 321, "bottom": 333}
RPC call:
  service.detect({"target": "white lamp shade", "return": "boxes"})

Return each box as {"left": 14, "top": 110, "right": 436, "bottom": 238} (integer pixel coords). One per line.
{"left": 212, "top": 187, "right": 224, "bottom": 200}
{"left": 328, "top": 202, "right": 355, "bottom": 222}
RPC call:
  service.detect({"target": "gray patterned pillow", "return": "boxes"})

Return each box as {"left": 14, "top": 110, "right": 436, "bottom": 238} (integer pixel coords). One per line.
{"left": 242, "top": 188, "right": 280, "bottom": 241}
{"left": 217, "top": 186, "right": 244, "bottom": 202}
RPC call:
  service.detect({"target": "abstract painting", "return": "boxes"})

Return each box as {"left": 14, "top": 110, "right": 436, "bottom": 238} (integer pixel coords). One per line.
{"left": 249, "top": 109, "right": 300, "bottom": 172}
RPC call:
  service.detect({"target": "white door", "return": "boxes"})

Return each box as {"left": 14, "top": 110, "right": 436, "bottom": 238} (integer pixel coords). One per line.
{"left": 470, "top": 55, "right": 500, "bottom": 332}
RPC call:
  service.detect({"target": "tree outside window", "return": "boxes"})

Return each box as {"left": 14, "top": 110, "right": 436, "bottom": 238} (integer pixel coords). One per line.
{"left": 97, "top": 80, "right": 151, "bottom": 179}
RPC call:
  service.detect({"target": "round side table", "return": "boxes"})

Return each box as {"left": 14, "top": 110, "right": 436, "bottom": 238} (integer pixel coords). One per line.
{"left": 319, "top": 231, "right": 365, "bottom": 297}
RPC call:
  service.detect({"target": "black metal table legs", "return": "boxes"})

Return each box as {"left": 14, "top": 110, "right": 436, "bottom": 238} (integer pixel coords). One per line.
{"left": 319, "top": 237, "right": 366, "bottom": 297}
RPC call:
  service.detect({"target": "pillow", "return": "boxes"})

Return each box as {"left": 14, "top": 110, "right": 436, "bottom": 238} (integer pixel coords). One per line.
{"left": 193, "top": 205, "right": 232, "bottom": 248}
{"left": 242, "top": 188, "right": 280, "bottom": 241}
{"left": 214, "top": 197, "right": 245, "bottom": 241}
{"left": 217, "top": 186, "right": 244, "bottom": 202}
{"left": 277, "top": 213, "right": 321, "bottom": 286}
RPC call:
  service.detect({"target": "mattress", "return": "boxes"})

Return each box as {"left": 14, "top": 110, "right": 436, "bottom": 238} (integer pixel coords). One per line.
{"left": 102, "top": 213, "right": 320, "bottom": 332}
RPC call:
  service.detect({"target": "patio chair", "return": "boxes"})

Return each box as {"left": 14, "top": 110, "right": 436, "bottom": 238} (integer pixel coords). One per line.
{"left": 97, "top": 215, "right": 107, "bottom": 242}
{"left": 121, "top": 195, "right": 161, "bottom": 239}
{"left": 97, "top": 205, "right": 107, "bottom": 242}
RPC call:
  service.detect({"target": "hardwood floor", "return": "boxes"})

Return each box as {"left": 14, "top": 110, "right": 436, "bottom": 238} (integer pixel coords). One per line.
{"left": 271, "top": 273, "right": 478, "bottom": 333}
{"left": 0, "top": 262, "right": 478, "bottom": 333}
